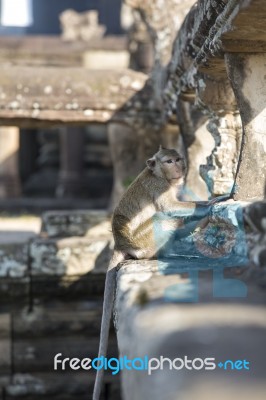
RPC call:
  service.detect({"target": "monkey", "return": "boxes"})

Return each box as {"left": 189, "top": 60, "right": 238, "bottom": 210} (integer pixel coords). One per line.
{"left": 93, "top": 146, "right": 204, "bottom": 400}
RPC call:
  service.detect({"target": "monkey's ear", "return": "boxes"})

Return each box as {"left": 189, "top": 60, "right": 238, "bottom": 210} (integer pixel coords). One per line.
{"left": 159, "top": 145, "right": 166, "bottom": 151}
{"left": 146, "top": 157, "right": 156, "bottom": 171}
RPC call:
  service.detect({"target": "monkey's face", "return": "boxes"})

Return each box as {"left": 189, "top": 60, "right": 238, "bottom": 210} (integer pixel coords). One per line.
{"left": 147, "top": 148, "right": 186, "bottom": 184}
{"left": 160, "top": 152, "right": 186, "bottom": 183}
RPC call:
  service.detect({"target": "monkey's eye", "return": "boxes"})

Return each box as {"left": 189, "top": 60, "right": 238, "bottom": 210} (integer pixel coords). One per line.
{"left": 166, "top": 159, "right": 173, "bottom": 164}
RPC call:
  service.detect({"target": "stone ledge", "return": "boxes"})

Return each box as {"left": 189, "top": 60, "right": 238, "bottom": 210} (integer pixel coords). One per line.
{"left": 0, "top": 35, "right": 127, "bottom": 67}
{"left": 5, "top": 372, "right": 121, "bottom": 399}
{"left": 115, "top": 260, "right": 266, "bottom": 400}
{"left": 0, "top": 66, "right": 151, "bottom": 126}
{"left": 41, "top": 210, "right": 111, "bottom": 238}
{"left": 30, "top": 236, "right": 112, "bottom": 276}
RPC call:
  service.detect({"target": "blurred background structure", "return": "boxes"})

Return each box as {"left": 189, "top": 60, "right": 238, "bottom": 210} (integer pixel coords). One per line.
{"left": 0, "top": 0, "right": 128, "bottom": 211}
{"left": 0, "top": 0, "right": 123, "bottom": 35}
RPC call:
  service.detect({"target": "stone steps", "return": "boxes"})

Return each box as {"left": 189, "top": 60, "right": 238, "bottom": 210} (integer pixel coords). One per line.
{"left": 0, "top": 211, "right": 112, "bottom": 306}
{"left": 0, "top": 299, "right": 119, "bottom": 399}
{"left": 0, "top": 210, "right": 118, "bottom": 399}
{"left": 4, "top": 372, "right": 120, "bottom": 400}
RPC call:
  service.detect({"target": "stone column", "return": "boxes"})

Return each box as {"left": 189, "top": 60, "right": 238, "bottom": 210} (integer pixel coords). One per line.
{"left": 196, "top": 76, "right": 241, "bottom": 198}
{"left": 19, "top": 129, "right": 39, "bottom": 185}
{"left": 176, "top": 99, "right": 212, "bottom": 201}
{"left": 225, "top": 53, "right": 266, "bottom": 201}
{"left": 0, "top": 313, "right": 11, "bottom": 379}
{"left": 200, "top": 111, "right": 242, "bottom": 197}
{"left": 107, "top": 121, "right": 162, "bottom": 209}
{"left": 56, "top": 127, "right": 84, "bottom": 198}
{"left": 0, "top": 127, "right": 21, "bottom": 198}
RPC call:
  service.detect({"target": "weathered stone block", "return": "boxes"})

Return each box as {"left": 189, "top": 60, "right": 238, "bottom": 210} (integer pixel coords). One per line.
{"left": 0, "top": 243, "right": 28, "bottom": 278}
{"left": 41, "top": 210, "right": 111, "bottom": 238}
{"left": 0, "top": 65, "right": 149, "bottom": 127}
{"left": 30, "top": 236, "right": 112, "bottom": 276}
{"left": 31, "top": 274, "right": 106, "bottom": 301}
{"left": 0, "top": 278, "right": 29, "bottom": 306}
{"left": 12, "top": 301, "right": 105, "bottom": 338}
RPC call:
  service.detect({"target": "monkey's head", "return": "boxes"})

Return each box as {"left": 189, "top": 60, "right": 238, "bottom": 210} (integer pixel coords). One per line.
{"left": 146, "top": 146, "right": 186, "bottom": 184}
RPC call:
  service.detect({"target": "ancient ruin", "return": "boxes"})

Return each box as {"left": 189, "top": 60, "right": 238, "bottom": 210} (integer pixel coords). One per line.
{"left": 0, "top": 0, "right": 265, "bottom": 399}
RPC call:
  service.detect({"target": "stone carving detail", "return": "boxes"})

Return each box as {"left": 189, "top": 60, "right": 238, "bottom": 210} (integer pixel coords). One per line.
{"left": 200, "top": 112, "right": 242, "bottom": 197}
{"left": 196, "top": 76, "right": 241, "bottom": 198}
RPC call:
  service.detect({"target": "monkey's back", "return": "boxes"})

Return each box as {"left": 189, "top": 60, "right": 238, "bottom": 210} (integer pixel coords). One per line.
{"left": 112, "top": 168, "right": 158, "bottom": 253}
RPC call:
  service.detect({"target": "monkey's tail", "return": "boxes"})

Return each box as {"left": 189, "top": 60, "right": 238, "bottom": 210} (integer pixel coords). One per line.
{"left": 92, "top": 251, "right": 125, "bottom": 400}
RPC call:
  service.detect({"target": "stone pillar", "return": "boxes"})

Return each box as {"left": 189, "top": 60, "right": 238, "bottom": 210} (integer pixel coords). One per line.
{"left": 225, "top": 53, "right": 266, "bottom": 201}
{"left": 19, "top": 129, "right": 39, "bottom": 185}
{"left": 107, "top": 121, "right": 162, "bottom": 209}
{"left": 200, "top": 111, "right": 242, "bottom": 197}
{"left": 196, "top": 76, "right": 241, "bottom": 198}
{"left": 56, "top": 127, "right": 84, "bottom": 198}
{"left": 0, "top": 313, "right": 11, "bottom": 379}
{"left": 0, "top": 127, "right": 21, "bottom": 198}
{"left": 176, "top": 99, "right": 212, "bottom": 201}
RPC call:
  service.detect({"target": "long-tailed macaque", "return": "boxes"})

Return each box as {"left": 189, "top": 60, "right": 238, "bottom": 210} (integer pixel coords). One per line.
{"left": 93, "top": 146, "right": 198, "bottom": 399}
